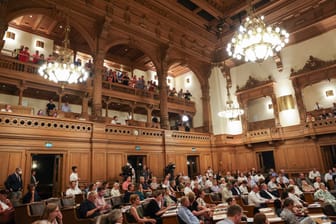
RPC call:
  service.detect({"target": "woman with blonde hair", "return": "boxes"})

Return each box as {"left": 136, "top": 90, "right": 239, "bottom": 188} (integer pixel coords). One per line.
{"left": 41, "top": 203, "right": 63, "bottom": 224}
{"left": 128, "top": 194, "right": 156, "bottom": 223}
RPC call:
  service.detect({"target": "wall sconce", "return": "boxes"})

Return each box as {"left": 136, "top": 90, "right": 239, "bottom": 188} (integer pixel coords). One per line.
{"left": 268, "top": 104, "right": 273, "bottom": 110}
{"left": 326, "top": 90, "right": 334, "bottom": 97}
{"left": 36, "top": 40, "right": 44, "bottom": 48}
{"left": 5, "top": 31, "right": 15, "bottom": 40}
{"left": 277, "top": 94, "right": 295, "bottom": 112}
{"left": 186, "top": 77, "right": 190, "bottom": 84}
{"left": 167, "top": 78, "right": 171, "bottom": 84}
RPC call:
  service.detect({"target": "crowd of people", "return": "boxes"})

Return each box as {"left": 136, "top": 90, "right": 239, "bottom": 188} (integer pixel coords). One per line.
{"left": 3, "top": 164, "right": 336, "bottom": 224}
{"left": 306, "top": 102, "right": 336, "bottom": 122}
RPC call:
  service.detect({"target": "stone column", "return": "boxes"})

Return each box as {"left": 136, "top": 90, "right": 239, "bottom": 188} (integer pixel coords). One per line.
{"left": 92, "top": 50, "right": 104, "bottom": 117}
{"left": 201, "top": 81, "right": 212, "bottom": 133}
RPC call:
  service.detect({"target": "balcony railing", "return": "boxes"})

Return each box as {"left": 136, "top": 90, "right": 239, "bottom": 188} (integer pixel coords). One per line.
{"left": 0, "top": 55, "right": 40, "bottom": 75}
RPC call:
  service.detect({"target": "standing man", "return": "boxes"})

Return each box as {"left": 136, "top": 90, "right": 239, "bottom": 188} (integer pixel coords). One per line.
{"left": 70, "top": 166, "right": 80, "bottom": 190}
{"left": 30, "top": 170, "right": 39, "bottom": 186}
{"left": 4, "top": 168, "right": 23, "bottom": 205}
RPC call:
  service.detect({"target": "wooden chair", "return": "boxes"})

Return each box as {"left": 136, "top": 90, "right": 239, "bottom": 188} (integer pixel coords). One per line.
{"left": 96, "top": 213, "right": 110, "bottom": 224}
{"left": 328, "top": 180, "right": 335, "bottom": 190}
{"left": 303, "top": 192, "right": 315, "bottom": 204}
{"left": 29, "top": 201, "right": 46, "bottom": 217}
{"left": 61, "top": 196, "right": 76, "bottom": 208}
{"left": 111, "top": 195, "right": 123, "bottom": 209}
{"left": 209, "top": 192, "right": 222, "bottom": 204}
{"left": 14, "top": 204, "right": 40, "bottom": 224}
{"left": 45, "top": 197, "right": 62, "bottom": 208}
{"left": 61, "top": 206, "right": 93, "bottom": 224}
{"left": 75, "top": 193, "right": 85, "bottom": 204}
{"left": 175, "top": 191, "right": 184, "bottom": 199}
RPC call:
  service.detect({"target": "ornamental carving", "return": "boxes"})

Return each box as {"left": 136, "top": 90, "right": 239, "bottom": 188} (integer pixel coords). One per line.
{"left": 237, "top": 75, "right": 273, "bottom": 92}
{"left": 291, "top": 56, "right": 336, "bottom": 76}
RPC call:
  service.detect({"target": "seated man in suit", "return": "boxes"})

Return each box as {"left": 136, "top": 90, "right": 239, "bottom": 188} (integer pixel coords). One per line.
{"left": 248, "top": 185, "right": 270, "bottom": 214}
{"left": 259, "top": 183, "right": 278, "bottom": 201}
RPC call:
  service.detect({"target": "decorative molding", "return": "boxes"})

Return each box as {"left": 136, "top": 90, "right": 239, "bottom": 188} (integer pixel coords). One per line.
{"left": 237, "top": 75, "right": 273, "bottom": 92}
{"left": 291, "top": 56, "right": 336, "bottom": 76}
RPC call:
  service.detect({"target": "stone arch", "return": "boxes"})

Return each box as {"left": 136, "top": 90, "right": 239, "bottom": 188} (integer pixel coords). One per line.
{"left": 5, "top": 7, "right": 95, "bottom": 53}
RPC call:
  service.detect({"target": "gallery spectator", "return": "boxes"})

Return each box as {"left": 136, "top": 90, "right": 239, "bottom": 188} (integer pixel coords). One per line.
{"left": 46, "top": 98, "right": 56, "bottom": 116}
{"left": 4, "top": 168, "right": 23, "bottom": 205}
{"left": 61, "top": 102, "right": 71, "bottom": 112}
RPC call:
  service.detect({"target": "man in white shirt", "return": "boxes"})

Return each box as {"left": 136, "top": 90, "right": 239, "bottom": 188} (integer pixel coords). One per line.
{"left": 66, "top": 181, "right": 82, "bottom": 196}
{"left": 309, "top": 168, "right": 321, "bottom": 182}
{"left": 70, "top": 166, "right": 80, "bottom": 190}
{"left": 325, "top": 169, "right": 334, "bottom": 183}
{"left": 288, "top": 179, "right": 303, "bottom": 197}
{"left": 248, "top": 185, "right": 270, "bottom": 208}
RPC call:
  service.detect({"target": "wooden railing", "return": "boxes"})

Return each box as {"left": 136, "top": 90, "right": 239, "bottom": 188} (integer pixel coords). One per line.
{"left": 0, "top": 55, "right": 40, "bottom": 75}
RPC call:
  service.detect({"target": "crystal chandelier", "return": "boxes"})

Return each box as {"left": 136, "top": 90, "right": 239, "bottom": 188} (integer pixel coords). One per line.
{"left": 38, "top": 16, "right": 89, "bottom": 84}
{"left": 226, "top": 3, "right": 289, "bottom": 62}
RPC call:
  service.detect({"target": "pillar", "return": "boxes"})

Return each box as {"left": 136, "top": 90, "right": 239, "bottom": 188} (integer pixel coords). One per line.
{"left": 18, "top": 81, "right": 26, "bottom": 106}
{"left": 81, "top": 94, "right": 89, "bottom": 118}
{"left": 0, "top": 10, "right": 8, "bottom": 50}
{"left": 157, "top": 46, "right": 169, "bottom": 129}
{"left": 201, "top": 81, "right": 212, "bottom": 133}
{"left": 92, "top": 50, "right": 104, "bottom": 116}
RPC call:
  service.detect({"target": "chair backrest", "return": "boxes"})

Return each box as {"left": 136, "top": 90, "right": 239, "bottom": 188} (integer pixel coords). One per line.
{"left": 29, "top": 201, "right": 46, "bottom": 217}
{"left": 96, "top": 213, "right": 110, "bottom": 224}
{"left": 75, "top": 193, "right": 85, "bottom": 204}
{"left": 45, "top": 197, "right": 62, "bottom": 208}
{"left": 62, "top": 196, "right": 75, "bottom": 208}
{"left": 112, "top": 195, "right": 123, "bottom": 208}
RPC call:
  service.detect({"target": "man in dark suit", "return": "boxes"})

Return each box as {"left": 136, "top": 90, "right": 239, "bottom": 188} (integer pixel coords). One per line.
{"left": 4, "top": 168, "right": 23, "bottom": 205}
{"left": 231, "top": 180, "right": 242, "bottom": 196}
{"left": 259, "top": 183, "right": 277, "bottom": 200}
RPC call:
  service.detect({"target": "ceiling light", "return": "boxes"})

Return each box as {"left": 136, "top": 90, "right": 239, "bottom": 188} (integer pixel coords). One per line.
{"left": 226, "top": 3, "right": 289, "bottom": 63}
{"left": 38, "top": 16, "right": 89, "bottom": 84}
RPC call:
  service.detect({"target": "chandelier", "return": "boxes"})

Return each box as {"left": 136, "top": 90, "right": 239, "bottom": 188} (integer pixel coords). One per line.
{"left": 38, "top": 16, "right": 89, "bottom": 84}
{"left": 226, "top": 4, "right": 289, "bottom": 62}
{"left": 218, "top": 67, "right": 244, "bottom": 120}
{"left": 218, "top": 99, "right": 244, "bottom": 120}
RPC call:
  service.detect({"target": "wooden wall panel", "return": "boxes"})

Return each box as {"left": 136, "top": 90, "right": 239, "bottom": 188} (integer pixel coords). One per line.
{"left": 148, "top": 153, "right": 165, "bottom": 178}
{"left": 92, "top": 152, "right": 106, "bottom": 182}
{"left": 68, "top": 151, "right": 90, "bottom": 184}
{"left": 0, "top": 151, "right": 25, "bottom": 189}
{"left": 107, "top": 153, "right": 124, "bottom": 182}
{"left": 200, "top": 154, "right": 212, "bottom": 174}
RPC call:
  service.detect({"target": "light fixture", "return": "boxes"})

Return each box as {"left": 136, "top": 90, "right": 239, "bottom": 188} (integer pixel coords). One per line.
{"left": 218, "top": 80, "right": 244, "bottom": 120}
{"left": 182, "top": 115, "right": 189, "bottom": 122}
{"left": 226, "top": 1, "right": 289, "bottom": 62}
{"left": 38, "top": 15, "right": 89, "bottom": 84}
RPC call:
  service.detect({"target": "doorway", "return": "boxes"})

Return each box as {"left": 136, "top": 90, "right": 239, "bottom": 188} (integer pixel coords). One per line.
{"left": 127, "top": 155, "right": 146, "bottom": 182}
{"left": 256, "top": 151, "right": 275, "bottom": 173}
{"left": 320, "top": 145, "right": 336, "bottom": 170}
{"left": 31, "top": 154, "right": 63, "bottom": 199}
{"left": 187, "top": 155, "right": 200, "bottom": 178}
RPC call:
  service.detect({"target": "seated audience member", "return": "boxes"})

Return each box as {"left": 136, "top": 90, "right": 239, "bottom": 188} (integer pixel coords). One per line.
{"left": 110, "top": 182, "right": 121, "bottom": 197}
{"left": 187, "top": 192, "right": 210, "bottom": 218}
{"left": 1, "top": 104, "right": 12, "bottom": 112}
{"left": 248, "top": 185, "right": 270, "bottom": 213}
{"left": 196, "top": 190, "right": 215, "bottom": 209}
{"left": 313, "top": 176, "right": 323, "bottom": 190}
{"left": 139, "top": 176, "right": 152, "bottom": 196}
{"left": 135, "top": 183, "right": 145, "bottom": 201}
{"left": 231, "top": 180, "right": 242, "bottom": 196}
{"left": 274, "top": 199, "right": 282, "bottom": 217}
{"left": 95, "top": 187, "right": 111, "bottom": 214}
{"left": 177, "top": 196, "right": 203, "bottom": 224}
{"left": 184, "top": 182, "right": 193, "bottom": 195}
{"left": 296, "top": 173, "right": 312, "bottom": 188}
{"left": 66, "top": 181, "right": 82, "bottom": 196}
{"left": 309, "top": 168, "right": 321, "bottom": 183}
{"left": 102, "top": 181, "right": 110, "bottom": 197}
{"left": 222, "top": 183, "right": 233, "bottom": 202}
{"left": 163, "top": 188, "right": 176, "bottom": 207}
{"left": 217, "top": 205, "right": 243, "bottom": 224}
{"left": 0, "top": 189, "right": 14, "bottom": 223}
{"left": 78, "top": 191, "right": 102, "bottom": 219}
{"left": 267, "top": 176, "right": 280, "bottom": 196}
{"left": 325, "top": 169, "right": 334, "bottom": 184}
{"left": 288, "top": 186, "right": 306, "bottom": 207}
{"left": 107, "top": 208, "right": 123, "bottom": 224}
{"left": 288, "top": 178, "right": 303, "bottom": 197}
{"left": 301, "top": 180, "right": 315, "bottom": 192}
{"left": 253, "top": 213, "right": 269, "bottom": 224}
{"left": 146, "top": 191, "right": 172, "bottom": 224}
{"left": 128, "top": 194, "right": 156, "bottom": 224}
{"left": 123, "top": 184, "right": 135, "bottom": 204}
{"left": 41, "top": 203, "right": 63, "bottom": 224}
{"left": 210, "top": 180, "right": 220, "bottom": 193}
{"left": 239, "top": 180, "right": 249, "bottom": 195}
{"left": 259, "top": 183, "right": 277, "bottom": 200}
{"left": 322, "top": 203, "right": 336, "bottom": 216}
{"left": 150, "top": 176, "right": 160, "bottom": 191}
{"left": 122, "top": 176, "right": 132, "bottom": 192}
{"left": 314, "top": 183, "right": 336, "bottom": 211}
{"left": 280, "top": 198, "right": 314, "bottom": 224}
{"left": 22, "top": 184, "right": 41, "bottom": 204}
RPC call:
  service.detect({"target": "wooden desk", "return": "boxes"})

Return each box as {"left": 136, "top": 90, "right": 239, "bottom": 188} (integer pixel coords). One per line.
{"left": 162, "top": 208, "right": 178, "bottom": 224}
